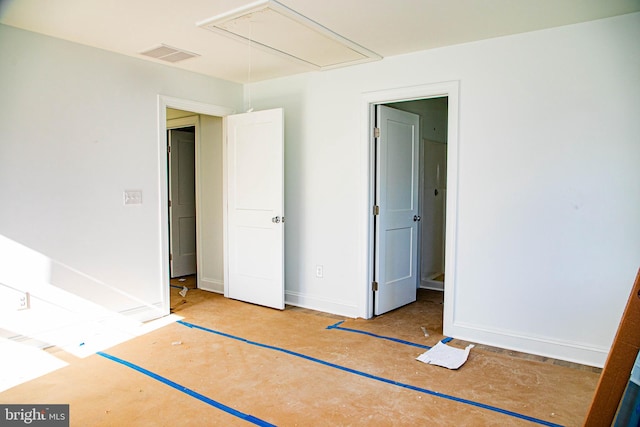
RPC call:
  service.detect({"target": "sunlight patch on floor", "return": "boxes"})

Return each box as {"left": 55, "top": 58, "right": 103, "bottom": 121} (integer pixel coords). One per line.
{"left": 0, "top": 338, "right": 68, "bottom": 392}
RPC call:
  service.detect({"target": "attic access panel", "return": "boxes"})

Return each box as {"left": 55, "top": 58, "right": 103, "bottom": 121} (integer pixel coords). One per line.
{"left": 197, "top": 0, "right": 381, "bottom": 70}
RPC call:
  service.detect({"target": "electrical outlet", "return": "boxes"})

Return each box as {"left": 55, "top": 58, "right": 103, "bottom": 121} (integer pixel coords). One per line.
{"left": 17, "top": 292, "right": 30, "bottom": 310}
{"left": 315, "top": 265, "right": 323, "bottom": 278}
{"left": 124, "top": 190, "right": 143, "bottom": 205}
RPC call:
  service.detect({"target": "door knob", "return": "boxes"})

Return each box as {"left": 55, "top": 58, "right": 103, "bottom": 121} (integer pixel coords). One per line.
{"left": 272, "top": 216, "right": 281, "bottom": 223}
{"left": 413, "top": 215, "right": 421, "bottom": 222}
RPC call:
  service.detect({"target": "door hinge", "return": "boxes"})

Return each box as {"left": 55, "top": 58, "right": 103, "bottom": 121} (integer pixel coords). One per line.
{"left": 374, "top": 127, "right": 380, "bottom": 138}
{"left": 169, "top": 253, "right": 173, "bottom": 261}
{"left": 168, "top": 200, "right": 172, "bottom": 208}
{"left": 373, "top": 205, "right": 380, "bottom": 215}
{"left": 167, "top": 144, "right": 171, "bottom": 153}
{"left": 372, "top": 281, "right": 379, "bottom": 291}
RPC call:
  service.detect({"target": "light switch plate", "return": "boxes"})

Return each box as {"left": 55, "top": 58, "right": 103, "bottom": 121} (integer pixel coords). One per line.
{"left": 124, "top": 190, "right": 142, "bottom": 205}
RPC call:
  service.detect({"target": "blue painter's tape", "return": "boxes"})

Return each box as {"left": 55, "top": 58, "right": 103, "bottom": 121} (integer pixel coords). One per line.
{"left": 441, "top": 337, "right": 453, "bottom": 344}
{"left": 326, "top": 321, "right": 431, "bottom": 350}
{"left": 178, "top": 320, "right": 564, "bottom": 427}
{"left": 97, "top": 351, "right": 276, "bottom": 427}
{"left": 170, "top": 285, "right": 183, "bottom": 289}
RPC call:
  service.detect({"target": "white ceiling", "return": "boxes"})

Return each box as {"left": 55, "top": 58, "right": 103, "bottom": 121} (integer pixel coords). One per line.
{"left": 1, "top": 0, "right": 638, "bottom": 83}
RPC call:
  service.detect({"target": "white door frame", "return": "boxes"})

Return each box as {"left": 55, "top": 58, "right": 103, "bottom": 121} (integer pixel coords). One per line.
{"left": 361, "top": 82, "right": 459, "bottom": 335}
{"left": 157, "top": 95, "right": 235, "bottom": 315}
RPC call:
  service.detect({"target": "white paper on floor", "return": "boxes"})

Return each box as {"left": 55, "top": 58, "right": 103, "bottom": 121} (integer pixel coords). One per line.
{"left": 416, "top": 341, "right": 475, "bottom": 370}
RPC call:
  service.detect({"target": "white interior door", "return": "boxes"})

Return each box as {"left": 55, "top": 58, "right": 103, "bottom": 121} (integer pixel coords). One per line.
{"left": 374, "top": 105, "right": 420, "bottom": 315}
{"left": 225, "top": 108, "right": 284, "bottom": 309}
{"left": 169, "top": 129, "right": 197, "bottom": 278}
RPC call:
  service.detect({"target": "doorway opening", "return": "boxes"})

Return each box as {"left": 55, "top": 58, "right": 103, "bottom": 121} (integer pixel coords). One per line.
{"left": 158, "top": 97, "right": 234, "bottom": 316}
{"left": 167, "top": 124, "right": 197, "bottom": 280}
{"left": 387, "top": 98, "right": 448, "bottom": 293}
{"left": 158, "top": 96, "right": 286, "bottom": 316}
{"left": 164, "top": 107, "right": 226, "bottom": 297}
{"left": 371, "top": 98, "right": 448, "bottom": 315}
{"left": 363, "top": 81, "right": 459, "bottom": 336}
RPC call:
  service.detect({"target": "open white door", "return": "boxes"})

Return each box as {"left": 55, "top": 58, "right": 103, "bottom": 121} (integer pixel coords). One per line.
{"left": 225, "top": 108, "right": 284, "bottom": 309}
{"left": 169, "top": 129, "right": 197, "bottom": 278}
{"left": 374, "top": 105, "right": 420, "bottom": 315}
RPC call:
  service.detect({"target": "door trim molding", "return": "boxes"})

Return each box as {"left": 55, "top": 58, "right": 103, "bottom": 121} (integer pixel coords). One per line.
{"left": 360, "top": 82, "right": 460, "bottom": 332}
{"left": 158, "top": 96, "right": 235, "bottom": 315}
{"left": 167, "top": 115, "right": 199, "bottom": 129}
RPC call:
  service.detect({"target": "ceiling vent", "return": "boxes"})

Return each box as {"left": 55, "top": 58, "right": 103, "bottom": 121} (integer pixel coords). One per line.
{"left": 140, "top": 44, "right": 200, "bottom": 63}
{"left": 197, "top": 0, "right": 381, "bottom": 70}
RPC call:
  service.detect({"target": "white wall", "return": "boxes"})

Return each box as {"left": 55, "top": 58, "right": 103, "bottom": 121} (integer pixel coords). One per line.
{"left": 422, "top": 100, "right": 448, "bottom": 144}
{"left": 0, "top": 24, "right": 242, "bottom": 320}
{"left": 421, "top": 138, "right": 447, "bottom": 283}
{"left": 198, "top": 115, "right": 224, "bottom": 292}
{"left": 249, "top": 13, "right": 640, "bottom": 366}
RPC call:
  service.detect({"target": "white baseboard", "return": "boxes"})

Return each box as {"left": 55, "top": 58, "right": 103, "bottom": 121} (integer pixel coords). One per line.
{"left": 285, "top": 291, "right": 358, "bottom": 318}
{"left": 119, "top": 301, "right": 165, "bottom": 322}
{"left": 199, "top": 277, "right": 224, "bottom": 294}
{"left": 449, "top": 321, "right": 609, "bottom": 368}
{"left": 420, "top": 279, "right": 444, "bottom": 291}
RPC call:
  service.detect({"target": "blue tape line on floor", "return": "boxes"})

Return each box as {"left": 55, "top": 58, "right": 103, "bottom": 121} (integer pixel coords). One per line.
{"left": 170, "top": 285, "right": 183, "bottom": 289}
{"left": 178, "top": 320, "right": 563, "bottom": 427}
{"left": 97, "top": 351, "right": 275, "bottom": 427}
{"left": 326, "top": 321, "right": 431, "bottom": 350}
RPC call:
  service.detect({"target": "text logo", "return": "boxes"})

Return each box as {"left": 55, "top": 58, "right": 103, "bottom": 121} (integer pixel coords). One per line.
{"left": 1, "top": 405, "right": 69, "bottom": 426}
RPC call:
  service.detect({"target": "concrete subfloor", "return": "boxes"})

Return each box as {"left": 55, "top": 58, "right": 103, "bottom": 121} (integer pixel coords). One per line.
{"left": 1, "top": 278, "right": 600, "bottom": 426}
